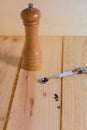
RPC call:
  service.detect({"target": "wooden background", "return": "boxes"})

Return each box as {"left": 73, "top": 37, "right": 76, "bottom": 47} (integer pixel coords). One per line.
{"left": 0, "top": 0, "right": 87, "bottom": 129}
{"left": 0, "top": 0, "right": 87, "bottom": 35}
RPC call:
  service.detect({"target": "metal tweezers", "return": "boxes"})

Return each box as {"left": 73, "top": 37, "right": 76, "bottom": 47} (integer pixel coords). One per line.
{"left": 40, "top": 67, "right": 87, "bottom": 84}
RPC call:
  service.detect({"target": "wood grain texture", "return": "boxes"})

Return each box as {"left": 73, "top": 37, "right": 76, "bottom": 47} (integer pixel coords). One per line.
{"left": 62, "top": 37, "right": 87, "bottom": 130}
{"left": 6, "top": 36, "right": 62, "bottom": 130}
{"left": 0, "top": 37, "right": 24, "bottom": 130}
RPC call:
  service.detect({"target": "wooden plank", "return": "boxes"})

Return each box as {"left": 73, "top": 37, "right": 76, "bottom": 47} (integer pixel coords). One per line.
{"left": 0, "top": 36, "right": 24, "bottom": 130}
{"left": 62, "top": 37, "right": 87, "bottom": 130}
{"left": 6, "top": 36, "right": 62, "bottom": 130}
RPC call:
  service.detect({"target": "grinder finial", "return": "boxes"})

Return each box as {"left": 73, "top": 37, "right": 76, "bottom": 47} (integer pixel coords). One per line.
{"left": 28, "top": 3, "right": 33, "bottom": 10}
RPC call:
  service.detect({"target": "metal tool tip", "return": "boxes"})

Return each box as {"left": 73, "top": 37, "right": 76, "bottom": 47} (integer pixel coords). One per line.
{"left": 40, "top": 77, "right": 48, "bottom": 84}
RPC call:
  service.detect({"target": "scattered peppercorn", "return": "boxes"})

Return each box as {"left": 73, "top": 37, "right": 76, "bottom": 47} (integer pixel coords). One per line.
{"left": 54, "top": 93, "right": 59, "bottom": 108}
{"left": 54, "top": 93, "right": 59, "bottom": 101}
{"left": 57, "top": 106, "right": 61, "bottom": 109}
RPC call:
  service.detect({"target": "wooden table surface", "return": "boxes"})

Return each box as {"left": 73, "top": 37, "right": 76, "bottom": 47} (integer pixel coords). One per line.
{"left": 0, "top": 36, "right": 87, "bottom": 130}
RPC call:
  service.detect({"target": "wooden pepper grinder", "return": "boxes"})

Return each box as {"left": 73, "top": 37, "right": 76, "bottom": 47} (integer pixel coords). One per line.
{"left": 21, "top": 3, "right": 42, "bottom": 71}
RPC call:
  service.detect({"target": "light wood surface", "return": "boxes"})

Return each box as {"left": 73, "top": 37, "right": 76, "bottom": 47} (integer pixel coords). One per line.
{"left": 0, "top": 36, "right": 87, "bottom": 130}
{"left": 6, "top": 36, "right": 62, "bottom": 130}
{"left": 0, "top": 37, "right": 24, "bottom": 130}
{"left": 62, "top": 37, "right": 87, "bottom": 130}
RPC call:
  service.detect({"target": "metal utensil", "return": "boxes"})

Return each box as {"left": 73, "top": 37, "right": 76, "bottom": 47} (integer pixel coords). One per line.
{"left": 40, "top": 67, "right": 87, "bottom": 84}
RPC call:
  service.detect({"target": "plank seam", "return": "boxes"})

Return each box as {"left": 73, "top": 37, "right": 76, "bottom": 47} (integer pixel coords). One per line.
{"left": 3, "top": 56, "right": 22, "bottom": 130}
{"left": 60, "top": 36, "right": 64, "bottom": 130}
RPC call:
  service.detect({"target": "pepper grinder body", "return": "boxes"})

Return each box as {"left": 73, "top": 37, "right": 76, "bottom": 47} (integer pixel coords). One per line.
{"left": 21, "top": 4, "right": 42, "bottom": 71}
